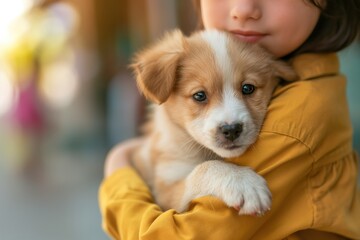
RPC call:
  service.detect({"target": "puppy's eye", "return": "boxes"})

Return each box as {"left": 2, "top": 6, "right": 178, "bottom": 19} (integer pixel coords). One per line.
{"left": 193, "top": 91, "right": 207, "bottom": 102}
{"left": 242, "top": 84, "right": 255, "bottom": 95}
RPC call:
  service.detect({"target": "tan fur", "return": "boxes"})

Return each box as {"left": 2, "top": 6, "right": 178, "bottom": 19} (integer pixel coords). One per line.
{"left": 130, "top": 29, "right": 297, "bottom": 214}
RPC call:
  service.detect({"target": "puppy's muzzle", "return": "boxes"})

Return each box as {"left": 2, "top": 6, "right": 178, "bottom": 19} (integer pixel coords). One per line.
{"left": 219, "top": 123, "right": 243, "bottom": 142}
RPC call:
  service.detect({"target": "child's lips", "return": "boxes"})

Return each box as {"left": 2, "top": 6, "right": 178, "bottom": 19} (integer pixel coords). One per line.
{"left": 230, "top": 30, "right": 266, "bottom": 43}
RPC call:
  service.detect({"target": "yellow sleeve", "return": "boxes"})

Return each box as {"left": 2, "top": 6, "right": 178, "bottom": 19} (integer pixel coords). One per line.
{"left": 99, "top": 132, "right": 316, "bottom": 240}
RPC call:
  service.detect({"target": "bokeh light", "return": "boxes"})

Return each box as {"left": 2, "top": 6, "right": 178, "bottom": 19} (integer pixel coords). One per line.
{"left": 0, "top": 0, "right": 33, "bottom": 47}
{"left": 41, "top": 58, "right": 79, "bottom": 108}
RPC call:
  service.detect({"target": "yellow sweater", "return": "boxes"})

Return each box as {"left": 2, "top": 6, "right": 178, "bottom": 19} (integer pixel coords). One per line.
{"left": 99, "top": 53, "right": 360, "bottom": 240}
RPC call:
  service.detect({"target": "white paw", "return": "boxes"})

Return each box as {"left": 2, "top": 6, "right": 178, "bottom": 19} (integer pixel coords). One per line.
{"left": 221, "top": 168, "right": 272, "bottom": 216}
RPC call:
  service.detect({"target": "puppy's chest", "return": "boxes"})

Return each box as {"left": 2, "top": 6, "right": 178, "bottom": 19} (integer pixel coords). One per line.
{"left": 155, "top": 150, "right": 216, "bottom": 184}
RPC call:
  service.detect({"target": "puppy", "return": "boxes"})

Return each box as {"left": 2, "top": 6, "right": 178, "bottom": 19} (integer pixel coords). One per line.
{"left": 130, "top": 29, "right": 296, "bottom": 215}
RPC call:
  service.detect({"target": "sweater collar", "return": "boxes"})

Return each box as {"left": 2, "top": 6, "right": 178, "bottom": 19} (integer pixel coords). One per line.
{"left": 289, "top": 53, "right": 339, "bottom": 80}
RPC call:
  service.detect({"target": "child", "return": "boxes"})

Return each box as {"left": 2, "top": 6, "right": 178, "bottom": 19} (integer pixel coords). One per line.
{"left": 99, "top": 0, "right": 360, "bottom": 239}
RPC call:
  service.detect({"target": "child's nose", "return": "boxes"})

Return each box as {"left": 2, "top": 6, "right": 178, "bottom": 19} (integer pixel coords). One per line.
{"left": 230, "top": 1, "right": 261, "bottom": 22}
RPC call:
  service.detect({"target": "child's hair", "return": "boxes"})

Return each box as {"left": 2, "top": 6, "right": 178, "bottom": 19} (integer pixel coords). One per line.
{"left": 192, "top": 0, "right": 360, "bottom": 56}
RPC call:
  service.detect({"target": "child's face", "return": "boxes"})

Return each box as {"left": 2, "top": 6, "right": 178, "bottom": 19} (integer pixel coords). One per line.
{"left": 200, "top": 0, "right": 321, "bottom": 57}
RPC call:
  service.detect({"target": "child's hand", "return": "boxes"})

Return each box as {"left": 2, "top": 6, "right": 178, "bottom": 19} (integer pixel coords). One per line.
{"left": 104, "top": 137, "right": 144, "bottom": 178}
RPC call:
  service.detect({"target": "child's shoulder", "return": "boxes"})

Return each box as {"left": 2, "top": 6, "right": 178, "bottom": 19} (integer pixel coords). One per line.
{"left": 263, "top": 53, "right": 352, "bottom": 153}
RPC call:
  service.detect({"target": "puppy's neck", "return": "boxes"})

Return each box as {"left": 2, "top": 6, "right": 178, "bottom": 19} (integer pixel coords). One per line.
{"left": 153, "top": 105, "right": 219, "bottom": 161}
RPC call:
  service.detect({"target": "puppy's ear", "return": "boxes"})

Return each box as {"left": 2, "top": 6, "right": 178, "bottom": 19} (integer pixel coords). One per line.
{"left": 131, "top": 30, "right": 185, "bottom": 104}
{"left": 272, "top": 60, "right": 298, "bottom": 82}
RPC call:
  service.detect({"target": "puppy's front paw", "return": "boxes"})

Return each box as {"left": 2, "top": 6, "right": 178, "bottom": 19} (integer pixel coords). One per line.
{"left": 222, "top": 168, "right": 272, "bottom": 216}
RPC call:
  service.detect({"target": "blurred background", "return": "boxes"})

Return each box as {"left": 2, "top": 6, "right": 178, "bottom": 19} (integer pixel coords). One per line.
{"left": 0, "top": 0, "right": 358, "bottom": 239}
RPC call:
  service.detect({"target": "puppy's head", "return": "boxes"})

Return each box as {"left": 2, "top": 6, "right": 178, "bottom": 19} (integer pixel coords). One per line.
{"left": 131, "top": 29, "right": 297, "bottom": 158}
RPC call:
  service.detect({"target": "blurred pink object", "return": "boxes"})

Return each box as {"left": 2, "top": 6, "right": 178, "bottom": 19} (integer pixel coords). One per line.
{"left": 11, "top": 80, "right": 45, "bottom": 132}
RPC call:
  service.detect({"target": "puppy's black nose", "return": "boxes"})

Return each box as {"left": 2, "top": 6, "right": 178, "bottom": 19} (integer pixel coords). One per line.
{"left": 220, "top": 123, "right": 243, "bottom": 141}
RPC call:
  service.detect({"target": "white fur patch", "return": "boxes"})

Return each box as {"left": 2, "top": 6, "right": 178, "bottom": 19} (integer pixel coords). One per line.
{"left": 156, "top": 161, "right": 197, "bottom": 184}
{"left": 212, "top": 84, "right": 249, "bottom": 124}
{"left": 200, "top": 30, "right": 233, "bottom": 81}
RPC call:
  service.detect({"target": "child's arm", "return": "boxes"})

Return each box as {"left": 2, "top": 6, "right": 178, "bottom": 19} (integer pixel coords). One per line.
{"left": 99, "top": 133, "right": 315, "bottom": 240}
